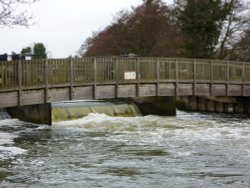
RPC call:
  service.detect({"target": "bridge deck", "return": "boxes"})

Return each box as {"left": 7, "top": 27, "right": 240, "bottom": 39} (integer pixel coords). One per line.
{"left": 0, "top": 57, "right": 250, "bottom": 108}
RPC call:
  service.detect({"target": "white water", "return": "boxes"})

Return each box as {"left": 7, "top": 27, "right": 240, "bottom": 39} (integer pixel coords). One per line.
{"left": 0, "top": 110, "right": 250, "bottom": 187}
{"left": 0, "top": 118, "right": 27, "bottom": 160}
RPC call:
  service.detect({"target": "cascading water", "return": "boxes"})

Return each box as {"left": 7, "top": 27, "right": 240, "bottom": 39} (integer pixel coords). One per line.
{"left": 0, "top": 108, "right": 11, "bottom": 120}
{"left": 52, "top": 100, "right": 142, "bottom": 122}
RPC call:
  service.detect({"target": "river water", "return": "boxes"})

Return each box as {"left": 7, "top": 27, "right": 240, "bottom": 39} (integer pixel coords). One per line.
{"left": 0, "top": 110, "right": 250, "bottom": 188}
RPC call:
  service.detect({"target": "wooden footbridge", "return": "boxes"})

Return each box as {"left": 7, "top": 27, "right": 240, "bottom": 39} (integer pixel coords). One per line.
{"left": 0, "top": 57, "right": 250, "bottom": 108}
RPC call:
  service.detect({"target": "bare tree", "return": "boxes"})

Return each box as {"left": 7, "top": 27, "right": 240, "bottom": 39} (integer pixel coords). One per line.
{"left": 217, "top": 0, "right": 250, "bottom": 59}
{"left": 0, "top": 0, "right": 38, "bottom": 27}
{"left": 80, "top": 0, "right": 183, "bottom": 57}
{"left": 229, "top": 27, "right": 250, "bottom": 61}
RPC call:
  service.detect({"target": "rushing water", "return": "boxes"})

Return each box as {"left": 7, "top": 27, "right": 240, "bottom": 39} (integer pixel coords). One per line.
{"left": 0, "top": 110, "right": 250, "bottom": 188}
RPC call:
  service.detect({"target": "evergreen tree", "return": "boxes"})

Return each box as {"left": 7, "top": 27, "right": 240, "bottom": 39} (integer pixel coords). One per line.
{"left": 21, "top": 47, "right": 32, "bottom": 55}
{"left": 33, "top": 43, "right": 47, "bottom": 59}
{"left": 21, "top": 43, "right": 47, "bottom": 59}
{"left": 177, "top": 0, "right": 229, "bottom": 58}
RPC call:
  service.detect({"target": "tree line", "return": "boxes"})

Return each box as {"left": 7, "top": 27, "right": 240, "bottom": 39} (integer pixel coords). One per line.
{"left": 79, "top": 0, "right": 250, "bottom": 61}
{"left": 1, "top": 0, "right": 250, "bottom": 61}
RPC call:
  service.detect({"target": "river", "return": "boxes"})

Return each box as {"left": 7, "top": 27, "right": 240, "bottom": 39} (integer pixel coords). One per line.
{"left": 0, "top": 110, "right": 250, "bottom": 187}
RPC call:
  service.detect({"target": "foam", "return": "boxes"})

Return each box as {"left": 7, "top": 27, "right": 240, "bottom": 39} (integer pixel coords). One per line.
{"left": 0, "top": 132, "right": 26, "bottom": 160}
{"left": 0, "top": 146, "right": 26, "bottom": 160}
{"left": 0, "top": 132, "right": 17, "bottom": 145}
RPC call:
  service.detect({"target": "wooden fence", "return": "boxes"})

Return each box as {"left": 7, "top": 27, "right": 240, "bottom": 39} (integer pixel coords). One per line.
{"left": 0, "top": 57, "right": 249, "bottom": 90}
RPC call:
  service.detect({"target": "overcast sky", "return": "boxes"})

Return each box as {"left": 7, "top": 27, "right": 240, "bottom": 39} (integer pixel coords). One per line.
{"left": 0, "top": 0, "right": 173, "bottom": 58}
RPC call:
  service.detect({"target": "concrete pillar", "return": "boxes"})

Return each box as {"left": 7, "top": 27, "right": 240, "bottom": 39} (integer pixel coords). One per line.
{"left": 224, "top": 103, "right": 234, "bottom": 113}
{"left": 197, "top": 97, "right": 206, "bottom": 111}
{"left": 206, "top": 100, "right": 215, "bottom": 112}
{"left": 215, "top": 102, "right": 224, "bottom": 113}
{"left": 188, "top": 96, "right": 197, "bottom": 111}
{"left": 234, "top": 104, "right": 244, "bottom": 114}
{"left": 131, "top": 96, "right": 176, "bottom": 116}
{"left": 7, "top": 103, "right": 51, "bottom": 125}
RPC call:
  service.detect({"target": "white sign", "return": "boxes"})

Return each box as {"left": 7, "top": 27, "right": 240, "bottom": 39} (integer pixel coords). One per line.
{"left": 124, "top": 71, "right": 136, "bottom": 80}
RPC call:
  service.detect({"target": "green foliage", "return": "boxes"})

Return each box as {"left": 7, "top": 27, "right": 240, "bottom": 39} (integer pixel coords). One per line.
{"left": 21, "top": 47, "right": 32, "bottom": 55}
{"left": 80, "top": 0, "right": 250, "bottom": 60}
{"left": 33, "top": 43, "right": 47, "bottom": 59}
{"left": 20, "top": 43, "right": 47, "bottom": 59}
{"left": 177, "top": 0, "right": 229, "bottom": 58}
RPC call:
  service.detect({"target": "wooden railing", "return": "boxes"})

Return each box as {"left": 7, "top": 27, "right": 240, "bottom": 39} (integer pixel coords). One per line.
{"left": 0, "top": 57, "right": 249, "bottom": 90}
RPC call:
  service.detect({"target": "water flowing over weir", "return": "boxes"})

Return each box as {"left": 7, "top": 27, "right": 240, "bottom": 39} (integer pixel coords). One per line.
{"left": 52, "top": 100, "right": 142, "bottom": 123}
{"left": 0, "top": 109, "right": 11, "bottom": 120}
{"left": 7, "top": 97, "right": 176, "bottom": 124}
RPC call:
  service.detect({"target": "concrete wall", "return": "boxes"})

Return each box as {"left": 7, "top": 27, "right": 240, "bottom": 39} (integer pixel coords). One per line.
{"left": 7, "top": 103, "right": 51, "bottom": 125}
{"left": 177, "top": 96, "right": 250, "bottom": 114}
{"left": 131, "top": 96, "right": 176, "bottom": 116}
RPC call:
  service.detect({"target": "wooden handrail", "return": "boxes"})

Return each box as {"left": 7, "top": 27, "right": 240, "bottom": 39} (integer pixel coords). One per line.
{"left": 0, "top": 57, "right": 249, "bottom": 91}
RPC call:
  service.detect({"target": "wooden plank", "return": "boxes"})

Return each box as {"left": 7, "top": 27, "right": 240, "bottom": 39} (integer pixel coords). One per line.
{"left": 22, "top": 90, "right": 44, "bottom": 105}
{"left": 48, "top": 88, "right": 70, "bottom": 102}
{"left": 212, "top": 84, "right": 226, "bottom": 96}
{"left": 175, "top": 59, "right": 178, "bottom": 95}
{"left": 226, "top": 61, "right": 229, "bottom": 95}
{"left": 178, "top": 84, "right": 193, "bottom": 96}
{"left": 210, "top": 60, "right": 213, "bottom": 95}
{"left": 45, "top": 59, "right": 49, "bottom": 103}
{"left": 242, "top": 62, "right": 245, "bottom": 96}
{"left": 96, "top": 85, "right": 115, "bottom": 99}
{"left": 0, "top": 92, "right": 18, "bottom": 107}
{"left": 159, "top": 83, "right": 175, "bottom": 96}
{"left": 18, "top": 60, "right": 22, "bottom": 106}
{"left": 118, "top": 84, "right": 136, "bottom": 98}
{"left": 136, "top": 58, "right": 140, "bottom": 97}
{"left": 69, "top": 58, "right": 74, "bottom": 100}
{"left": 156, "top": 59, "right": 160, "bottom": 96}
{"left": 193, "top": 59, "right": 196, "bottom": 95}
{"left": 93, "top": 58, "right": 97, "bottom": 99}
{"left": 139, "top": 84, "right": 156, "bottom": 97}
{"left": 73, "top": 86, "right": 93, "bottom": 100}
{"left": 115, "top": 58, "right": 119, "bottom": 98}
{"left": 195, "top": 84, "right": 210, "bottom": 96}
{"left": 243, "top": 85, "right": 250, "bottom": 96}
{"left": 228, "top": 85, "right": 242, "bottom": 96}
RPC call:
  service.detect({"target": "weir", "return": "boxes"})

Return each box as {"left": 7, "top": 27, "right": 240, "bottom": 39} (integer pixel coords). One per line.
{"left": 52, "top": 100, "right": 142, "bottom": 122}
{"left": 6, "top": 97, "right": 176, "bottom": 125}
{"left": 4, "top": 96, "right": 250, "bottom": 124}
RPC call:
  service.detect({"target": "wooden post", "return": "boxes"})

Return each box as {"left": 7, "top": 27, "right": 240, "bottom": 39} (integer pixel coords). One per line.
{"left": 242, "top": 62, "right": 245, "bottom": 96}
{"left": 156, "top": 58, "right": 160, "bottom": 96}
{"left": 226, "top": 61, "right": 229, "bottom": 96}
{"left": 168, "top": 59, "right": 171, "bottom": 79}
{"left": 93, "top": 57, "right": 97, "bottom": 99}
{"left": 175, "top": 59, "right": 178, "bottom": 96}
{"left": 44, "top": 59, "right": 49, "bottom": 103}
{"left": 115, "top": 57, "right": 119, "bottom": 98}
{"left": 18, "top": 60, "right": 22, "bottom": 106}
{"left": 210, "top": 60, "right": 213, "bottom": 96}
{"left": 69, "top": 58, "right": 74, "bottom": 100}
{"left": 193, "top": 59, "right": 196, "bottom": 95}
{"left": 136, "top": 58, "right": 140, "bottom": 97}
